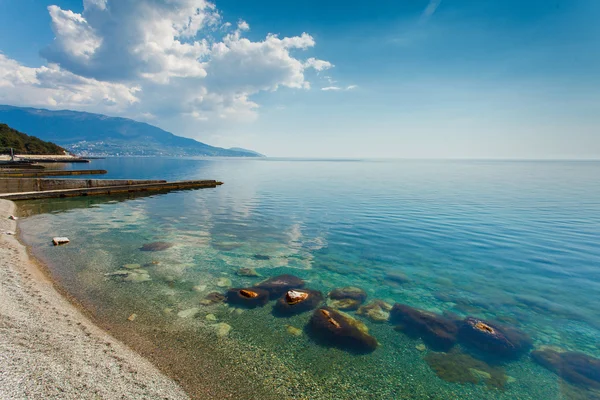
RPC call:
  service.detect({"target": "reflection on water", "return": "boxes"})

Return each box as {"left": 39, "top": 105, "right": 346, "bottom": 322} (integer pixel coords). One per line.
{"left": 18, "top": 158, "right": 600, "bottom": 399}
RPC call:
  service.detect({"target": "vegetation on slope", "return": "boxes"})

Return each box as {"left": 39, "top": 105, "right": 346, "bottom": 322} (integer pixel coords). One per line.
{"left": 0, "top": 123, "right": 67, "bottom": 155}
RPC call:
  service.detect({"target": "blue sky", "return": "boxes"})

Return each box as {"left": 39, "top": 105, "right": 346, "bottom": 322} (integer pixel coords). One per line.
{"left": 0, "top": 0, "right": 598, "bottom": 158}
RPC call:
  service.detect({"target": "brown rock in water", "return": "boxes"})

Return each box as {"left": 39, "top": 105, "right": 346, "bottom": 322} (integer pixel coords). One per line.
{"left": 531, "top": 349, "right": 600, "bottom": 390}
{"left": 226, "top": 287, "right": 270, "bottom": 308}
{"left": 307, "top": 307, "right": 378, "bottom": 354}
{"left": 357, "top": 300, "right": 393, "bottom": 323}
{"left": 200, "top": 292, "right": 225, "bottom": 305}
{"left": 273, "top": 289, "right": 324, "bottom": 317}
{"left": 425, "top": 349, "right": 508, "bottom": 390}
{"left": 390, "top": 303, "right": 458, "bottom": 351}
{"left": 254, "top": 274, "right": 305, "bottom": 296}
{"left": 458, "top": 317, "right": 532, "bottom": 361}
{"left": 140, "top": 242, "right": 173, "bottom": 252}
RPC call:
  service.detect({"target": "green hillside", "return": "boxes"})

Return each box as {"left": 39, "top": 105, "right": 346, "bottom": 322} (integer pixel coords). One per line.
{"left": 0, "top": 123, "right": 67, "bottom": 155}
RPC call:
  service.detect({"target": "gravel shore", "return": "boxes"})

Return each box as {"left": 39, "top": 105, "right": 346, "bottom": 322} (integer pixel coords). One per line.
{"left": 0, "top": 199, "right": 189, "bottom": 400}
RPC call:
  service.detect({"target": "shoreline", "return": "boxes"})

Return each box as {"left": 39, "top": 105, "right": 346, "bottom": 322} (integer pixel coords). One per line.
{"left": 0, "top": 199, "right": 189, "bottom": 399}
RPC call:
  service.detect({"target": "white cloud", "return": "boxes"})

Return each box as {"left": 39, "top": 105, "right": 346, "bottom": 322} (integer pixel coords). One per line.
{"left": 321, "top": 85, "right": 357, "bottom": 91}
{"left": 0, "top": 53, "right": 139, "bottom": 112}
{"left": 2, "top": 0, "right": 335, "bottom": 138}
{"left": 304, "top": 57, "right": 333, "bottom": 71}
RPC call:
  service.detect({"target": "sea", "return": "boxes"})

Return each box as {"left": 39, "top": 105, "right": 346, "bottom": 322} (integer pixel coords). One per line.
{"left": 17, "top": 158, "right": 600, "bottom": 399}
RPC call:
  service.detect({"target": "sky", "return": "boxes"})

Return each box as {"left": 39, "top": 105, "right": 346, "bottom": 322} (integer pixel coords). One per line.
{"left": 0, "top": 0, "right": 598, "bottom": 158}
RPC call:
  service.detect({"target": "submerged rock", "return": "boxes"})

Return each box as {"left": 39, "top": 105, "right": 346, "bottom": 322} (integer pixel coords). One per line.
{"left": 273, "top": 289, "right": 324, "bottom": 317}
{"left": 213, "top": 322, "right": 232, "bottom": 337}
{"left": 200, "top": 292, "right": 226, "bottom": 305}
{"left": 177, "top": 308, "right": 200, "bottom": 318}
{"left": 328, "top": 287, "right": 367, "bottom": 311}
{"left": 254, "top": 274, "right": 305, "bottom": 297}
{"left": 384, "top": 272, "right": 410, "bottom": 285}
{"left": 531, "top": 349, "right": 600, "bottom": 390}
{"left": 106, "top": 268, "right": 151, "bottom": 283}
{"left": 357, "top": 300, "right": 393, "bottom": 323}
{"left": 286, "top": 325, "right": 303, "bottom": 336}
{"left": 226, "top": 288, "right": 270, "bottom": 308}
{"left": 425, "top": 349, "right": 508, "bottom": 390}
{"left": 253, "top": 254, "right": 271, "bottom": 261}
{"left": 140, "top": 242, "right": 173, "bottom": 252}
{"left": 307, "top": 307, "right": 378, "bottom": 354}
{"left": 458, "top": 317, "right": 532, "bottom": 361}
{"left": 216, "top": 277, "right": 232, "bottom": 288}
{"left": 237, "top": 267, "right": 260, "bottom": 277}
{"left": 390, "top": 304, "right": 458, "bottom": 351}
{"left": 123, "top": 264, "right": 142, "bottom": 270}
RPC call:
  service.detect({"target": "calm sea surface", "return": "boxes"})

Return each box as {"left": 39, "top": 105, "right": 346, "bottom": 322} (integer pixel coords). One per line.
{"left": 18, "top": 158, "right": 600, "bottom": 399}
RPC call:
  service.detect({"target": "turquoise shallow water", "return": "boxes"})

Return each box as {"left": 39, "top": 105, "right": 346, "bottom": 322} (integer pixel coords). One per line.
{"left": 18, "top": 158, "right": 600, "bottom": 399}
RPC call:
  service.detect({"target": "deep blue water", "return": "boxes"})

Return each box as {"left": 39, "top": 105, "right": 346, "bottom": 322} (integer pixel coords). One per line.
{"left": 18, "top": 158, "right": 600, "bottom": 399}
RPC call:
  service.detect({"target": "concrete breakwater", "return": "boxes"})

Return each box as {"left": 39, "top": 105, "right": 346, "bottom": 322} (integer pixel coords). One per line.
{"left": 0, "top": 179, "right": 223, "bottom": 200}
{"left": 0, "top": 169, "right": 108, "bottom": 178}
{"left": 0, "top": 178, "right": 165, "bottom": 194}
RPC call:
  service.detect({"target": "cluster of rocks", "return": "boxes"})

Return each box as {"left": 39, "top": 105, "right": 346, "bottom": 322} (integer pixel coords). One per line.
{"left": 389, "top": 303, "right": 533, "bottom": 361}
{"left": 105, "top": 264, "right": 152, "bottom": 283}
{"left": 216, "top": 275, "right": 380, "bottom": 354}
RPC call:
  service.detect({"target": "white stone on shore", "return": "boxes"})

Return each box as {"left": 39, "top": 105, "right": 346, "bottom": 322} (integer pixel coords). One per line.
{"left": 177, "top": 308, "right": 200, "bottom": 318}
{"left": 52, "top": 237, "right": 70, "bottom": 246}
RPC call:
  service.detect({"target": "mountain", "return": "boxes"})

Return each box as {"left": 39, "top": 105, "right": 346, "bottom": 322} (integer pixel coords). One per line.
{"left": 0, "top": 105, "right": 264, "bottom": 157}
{"left": 0, "top": 123, "right": 67, "bottom": 155}
{"left": 229, "top": 147, "right": 265, "bottom": 157}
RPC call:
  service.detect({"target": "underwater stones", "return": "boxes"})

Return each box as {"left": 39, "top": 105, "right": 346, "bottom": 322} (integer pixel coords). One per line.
{"left": 416, "top": 344, "right": 427, "bottom": 352}
{"left": 390, "top": 304, "right": 458, "bottom": 351}
{"left": 531, "top": 349, "right": 600, "bottom": 390}
{"left": 307, "top": 307, "right": 378, "bottom": 354}
{"left": 357, "top": 300, "right": 393, "bottom": 323}
{"left": 212, "top": 241, "right": 242, "bottom": 251}
{"left": 273, "top": 289, "right": 324, "bottom": 317}
{"left": 200, "top": 292, "right": 225, "bottom": 305}
{"left": 384, "top": 272, "right": 410, "bottom": 285}
{"left": 213, "top": 322, "right": 232, "bottom": 337}
{"left": 216, "top": 277, "right": 232, "bottom": 288}
{"left": 123, "top": 264, "right": 142, "bottom": 270}
{"left": 225, "top": 288, "right": 270, "bottom": 308}
{"left": 253, "top": 254, "right": 271, "bottom": 261}
{"left": 237, "top": 267, "right": 260, "bottom": 277}
{"left": 458, "top": 317, "right": 532, "bottom": 361}
{"left": 127, "top": 313, "right": 137, "bottom": 322}
{"left": 328, "top": 287, "right": 367, "bottom": 311}
{"left": 254, "top": 274, "right": 305, "bottom": 297}
{"left": 193, "top": 284, "right": 207, "bottom": 292}
{"left": 205, "top": 313, "right": 217, "bottom": 321}
{"left": 140, "top": 241, "right": 173, "bottom": 252}
{"left": 424, "top": 349, "right": 508, "bottom": 390}
{"left": 286, "top": 325, "right": 303, "bottom": 336}
{"left": 177, "top": 308, "right": 200, "bottom": 318}
{"left": 106, "top": 268, "right": 151, "bottom": 283}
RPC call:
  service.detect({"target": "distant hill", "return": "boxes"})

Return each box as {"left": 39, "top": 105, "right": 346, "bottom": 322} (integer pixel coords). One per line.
{"left": 229, "top": 147, "right": 265, "bottom": 157}
{"left": 0, "top": 123, "right": 67, "bottom": 155}
{"left": 0, "top": 105, "right": 264, "bottom": 157}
